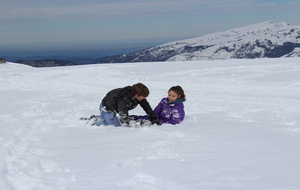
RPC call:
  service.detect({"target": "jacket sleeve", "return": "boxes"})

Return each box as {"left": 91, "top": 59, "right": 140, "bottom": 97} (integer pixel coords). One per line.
{"left": 139, "top": 99, "right": 154, "bottom": 115}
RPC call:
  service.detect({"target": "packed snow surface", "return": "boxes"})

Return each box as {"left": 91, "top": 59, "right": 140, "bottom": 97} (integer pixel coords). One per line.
{"left": 1, "top": 58, "right": 300, "bottom": 190}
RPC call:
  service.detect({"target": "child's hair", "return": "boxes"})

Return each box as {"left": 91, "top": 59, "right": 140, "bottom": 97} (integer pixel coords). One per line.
{"left": 169, "top": 85, "right": 186, "bottom": 100}
{"left": 131, "top": 83, "right": 150, "bottom": 97}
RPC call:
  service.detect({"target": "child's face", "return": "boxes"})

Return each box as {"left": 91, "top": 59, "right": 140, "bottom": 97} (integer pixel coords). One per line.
{"left": 167, "top": 90, "right": 181, "bottom": 102}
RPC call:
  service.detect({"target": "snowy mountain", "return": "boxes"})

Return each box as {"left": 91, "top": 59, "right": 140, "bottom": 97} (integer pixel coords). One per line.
{"left": 1, "top": 58, "right": 300, "bottom": 189}
{"left": 98, "top": 21, "right": 300, "bottom": 63}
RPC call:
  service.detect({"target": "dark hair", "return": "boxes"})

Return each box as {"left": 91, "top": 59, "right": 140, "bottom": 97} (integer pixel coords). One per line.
{"left": 168, "top": 85, "right": 185, "bottom": 100}
{"left": 131, "top": 83, "right": 149, "bottom": 97}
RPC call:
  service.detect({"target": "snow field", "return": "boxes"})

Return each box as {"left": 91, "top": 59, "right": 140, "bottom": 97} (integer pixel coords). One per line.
{"left": 1, "top": 58, "right": 300, "bottom": 189}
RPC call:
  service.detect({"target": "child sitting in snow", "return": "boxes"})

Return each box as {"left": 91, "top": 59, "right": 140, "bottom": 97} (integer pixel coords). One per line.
{"left": 129, "top": 85, "right": 186, "bottom": 125}
{"left": 89, "top": 83, "right": 159, "bottom": 127}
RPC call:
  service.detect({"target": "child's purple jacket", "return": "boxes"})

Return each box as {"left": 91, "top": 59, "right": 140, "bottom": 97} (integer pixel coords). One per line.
{"left": 154, "top": 98, "right": 185, "bottom": 125}
{"left": 129, "top": 97, "right": 185, "bottom": 125}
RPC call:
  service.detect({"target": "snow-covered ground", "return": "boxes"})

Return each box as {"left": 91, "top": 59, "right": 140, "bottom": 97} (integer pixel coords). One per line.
{"left": 1, "top": 58, "right": 300, "bottom": 190}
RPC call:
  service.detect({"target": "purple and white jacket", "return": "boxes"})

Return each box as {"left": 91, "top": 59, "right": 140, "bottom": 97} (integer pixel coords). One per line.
{"left": 154, "top": 98, "right": 185, "bottom": 125}
{"left": 129, "top": 97, "right": 185, "bottom": 125}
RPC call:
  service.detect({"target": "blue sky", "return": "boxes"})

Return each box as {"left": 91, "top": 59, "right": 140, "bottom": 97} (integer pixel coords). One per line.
{"left": 1, "top": 0, "right": 300, "bottom": 50}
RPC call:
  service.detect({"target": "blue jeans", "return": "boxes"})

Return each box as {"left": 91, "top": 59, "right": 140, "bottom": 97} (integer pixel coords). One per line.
{"left": 95, "top": 103, "right": 121, "bottom": 127}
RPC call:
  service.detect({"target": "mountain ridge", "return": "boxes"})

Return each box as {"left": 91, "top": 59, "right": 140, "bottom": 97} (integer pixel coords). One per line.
{"left": 97, "top": 21, "right": 300, "bottom": 63}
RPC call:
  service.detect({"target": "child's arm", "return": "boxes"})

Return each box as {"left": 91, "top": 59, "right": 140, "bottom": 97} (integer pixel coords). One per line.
{"left": 139, "top": 99, "right": 153, "bottom": 115}
{"left": 139, "top": 99, "right": 160, "bottom": 125}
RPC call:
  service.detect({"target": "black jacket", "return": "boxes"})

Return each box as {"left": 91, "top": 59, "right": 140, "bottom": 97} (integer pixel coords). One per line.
{"left": 101, "top": 86, "right": 153, "bottom": 124}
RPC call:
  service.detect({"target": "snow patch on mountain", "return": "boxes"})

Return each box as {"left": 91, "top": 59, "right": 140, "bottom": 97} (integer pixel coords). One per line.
{"left": 167, "top": 21, "right": 300, "bottom": 61}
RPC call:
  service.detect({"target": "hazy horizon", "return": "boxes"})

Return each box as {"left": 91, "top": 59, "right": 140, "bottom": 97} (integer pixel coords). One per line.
{"left": 1, "top": 36, "right": 193, "bottom": 60}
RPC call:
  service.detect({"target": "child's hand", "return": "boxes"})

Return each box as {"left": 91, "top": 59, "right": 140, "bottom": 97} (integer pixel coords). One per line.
{"left": 149, "top": 112, "right": 160, "bottom": 125}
